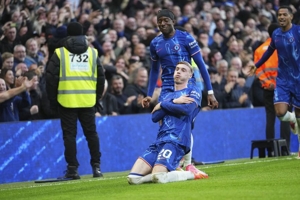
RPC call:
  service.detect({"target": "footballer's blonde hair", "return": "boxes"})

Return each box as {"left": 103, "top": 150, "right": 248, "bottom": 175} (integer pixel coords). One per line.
{"left": 177, "top": 61, "right": 194, "bottom": 73}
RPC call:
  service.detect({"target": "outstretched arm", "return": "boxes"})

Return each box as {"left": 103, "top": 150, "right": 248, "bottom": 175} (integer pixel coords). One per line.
{"left": 147, "top": 60, "right": 160, "bottom": 97}
{"left": 193, "top": 52, "right": 219, "bottom": 108}
{"left": 142, "top": 60, "right": 160, "bottom": 108}
{"left": 192, "top": 52, "right": 212, "bottom": 91}
{"left": 0, "top": 77, "right": 34, "bottom": 103}
{"left": 249, "top": 46, "right": 275, "bottom": 75}
{"left": 0, "top": 86, "right": 26, "bottom": 103}
{"left": 255, "top": 46, "right": 275, "bottom": 68}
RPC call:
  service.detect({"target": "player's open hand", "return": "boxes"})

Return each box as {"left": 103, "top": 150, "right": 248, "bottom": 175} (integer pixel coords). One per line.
{"left": 207, "top": 94, "right": 218, "bottom": 109}
{"left": 142, "top": 96, "right": 151, "bottom": 108}
{"left": 22, "top": 77, "right": 35, "bottom": 89}
{"left": 247, "top": 65, "right": 257, "bottom": 76}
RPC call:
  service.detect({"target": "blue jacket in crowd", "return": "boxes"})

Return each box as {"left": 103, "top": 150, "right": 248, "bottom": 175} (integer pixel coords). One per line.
{"left": 0, "top": 92, "right": 31, "bottom": 122}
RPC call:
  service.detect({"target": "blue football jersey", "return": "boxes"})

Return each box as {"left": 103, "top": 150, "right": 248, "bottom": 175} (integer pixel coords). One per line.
{"left": 154, "top": 87, "right": 201, "bottom": 151}
{"left": 271, "top": 24, "right": 300, "bottom": 84}
{"left": 150, "top": 30, "right": 201, "bottom": 92}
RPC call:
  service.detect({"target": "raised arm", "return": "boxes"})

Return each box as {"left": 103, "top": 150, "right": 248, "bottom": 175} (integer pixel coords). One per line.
{"left": 192, "top": 52, "right": 212, "bottom": 92}
{"left": 255, "top": 46, "right": 275, "bottom": 68}
{"left": 0, "top": 86, "right": 26, "bottom": 103}
{"left": 147, "top": 60, "right": 160, "bottom": 98}
{"left": 0, "top": 77, "right": 33, "bottom": 103}
{"left": 249, "top": 41, "right": 276, "bottom": 75}
{"left": 142, "top": 42, "right": 161, "bottom": 108}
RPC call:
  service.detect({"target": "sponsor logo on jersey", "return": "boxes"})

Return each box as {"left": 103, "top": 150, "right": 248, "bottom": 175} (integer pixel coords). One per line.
{"left": 189, "top": 40, "right": 198, "bottom": 48}
{"left": 190, "top": 90, "right": 200, "bottom": 99}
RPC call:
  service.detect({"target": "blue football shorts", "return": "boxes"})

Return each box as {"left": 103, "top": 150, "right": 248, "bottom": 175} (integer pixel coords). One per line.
{"left": 274, "top": 81, "right": 300, "bottom": 107}
{"left": 139, "top": 142, "right": 185, "bottom": 171}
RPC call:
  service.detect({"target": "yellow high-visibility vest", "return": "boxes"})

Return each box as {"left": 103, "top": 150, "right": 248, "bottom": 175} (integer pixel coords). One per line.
{"left": 55, "top": 47, "right": 98, "bottom": 108}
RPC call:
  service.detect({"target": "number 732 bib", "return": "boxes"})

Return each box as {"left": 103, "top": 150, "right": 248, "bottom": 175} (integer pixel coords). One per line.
{"left": 69, "top": 53, "right": 89, "bottom": 71}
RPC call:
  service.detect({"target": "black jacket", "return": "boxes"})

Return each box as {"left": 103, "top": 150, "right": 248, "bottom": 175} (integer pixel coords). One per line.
{"left": 123, "top": 83, "right": 152, "bottom": 114}
{"left": 222, "top": 84, "right": 252, "bottom": 109}
{"left": 46, "top": 35, "right": 105, "bottom": 108}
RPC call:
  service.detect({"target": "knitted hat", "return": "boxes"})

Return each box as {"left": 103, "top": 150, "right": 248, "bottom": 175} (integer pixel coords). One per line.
{"left": 157, "top": 9, "right": 175, "bottom": 20}
{"left": 67, "top": 22, "right": 83, "bottom": 36}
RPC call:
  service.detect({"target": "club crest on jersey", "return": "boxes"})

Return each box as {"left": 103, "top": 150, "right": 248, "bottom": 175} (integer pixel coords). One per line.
{"left": 288, "top": 37, "right": 294, "bottom": 43}
{"left": 173, "top": 44, "right": 181, "bottom": 51}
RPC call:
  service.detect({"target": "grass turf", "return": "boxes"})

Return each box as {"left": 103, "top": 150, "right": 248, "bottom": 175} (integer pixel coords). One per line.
{"left": 1, "top": 156, "right": 300, "bottom": 200}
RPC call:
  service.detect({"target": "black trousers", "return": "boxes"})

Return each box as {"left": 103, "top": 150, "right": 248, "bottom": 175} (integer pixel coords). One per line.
{"left": 263, "top": 89, "right": 290, "bottom": 149}
{"left": 59, "top": 105, "right": 101, "bottom": 167}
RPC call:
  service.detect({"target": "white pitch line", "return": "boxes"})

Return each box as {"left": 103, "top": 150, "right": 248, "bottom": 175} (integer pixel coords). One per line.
{"left": 199, "top": 157, "right": 295, "bottom": 169}
{"left": 0, "top": 157, "right": 298, "bottom": 191}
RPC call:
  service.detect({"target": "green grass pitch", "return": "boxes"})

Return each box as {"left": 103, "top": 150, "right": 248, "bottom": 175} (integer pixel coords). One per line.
{"left": 1, "top": 156, "right": 300, "bottom": 200}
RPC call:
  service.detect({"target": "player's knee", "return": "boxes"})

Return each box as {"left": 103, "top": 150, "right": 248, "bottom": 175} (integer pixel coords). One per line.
{"left": 127, "top": 175, "right": 142, "bottom": 185}
{"left": 278, "top": 111, "right": 289, "bottom": 121}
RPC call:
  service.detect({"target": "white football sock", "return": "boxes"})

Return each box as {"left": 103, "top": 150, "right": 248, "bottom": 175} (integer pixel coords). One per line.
{"left": 152, "top": 171, "right": 194, "bottom": 184}
{"left": 279, "top": 111, "right": 295, "bottom": 122}
{"left": 127, "top": 174, "right": 152, "bottom": 185}
{"left": 183, "top": 134, "right": 193, "bottom": 167}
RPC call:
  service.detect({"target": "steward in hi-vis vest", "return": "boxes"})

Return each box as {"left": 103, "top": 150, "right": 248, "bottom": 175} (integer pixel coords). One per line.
{"left": 254, "top": 37, "right": 278, "bottom": 90}
{"left": 46, "top": 29, "right": 105, "bottom": 109}
{"left": 55, "top": 47, "right": 98, "bottom": 108}
{"left": 46, "top": 22, "right": 105, "bottom": 180}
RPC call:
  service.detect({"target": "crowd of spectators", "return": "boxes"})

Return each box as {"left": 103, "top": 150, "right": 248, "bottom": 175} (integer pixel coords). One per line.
{"left": 0, "top": 0, "right": 300, "bottom": 122}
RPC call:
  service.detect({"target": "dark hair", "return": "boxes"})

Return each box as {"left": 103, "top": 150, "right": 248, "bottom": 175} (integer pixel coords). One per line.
{"left": 157, "top": 9, "right": 175, "bottom": 21}
{"left": 0, "top": 68, "right": 13, "bottom": 79}
{"left": 0, "top": 68, "right": 14, "bottom": 89}
{"left": 208, "top": 67, "right": 218, "bottom": 74}
{"left": 129, "top": 58, "right": 139, "bottom": 64}
{"left": 23, "top": 70, "right": 37, "bottom": 80}
{"left": 268, "top": 23, "right": 280, "bottom": 37}
{"left": 208, "top": 49, "right": 221, "bottom": 62}
{"left": 111, "top": 74, "right": 122, "bottom": 82}
{"left": 276, "top": 6, "right": 293, "bottom": 16}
